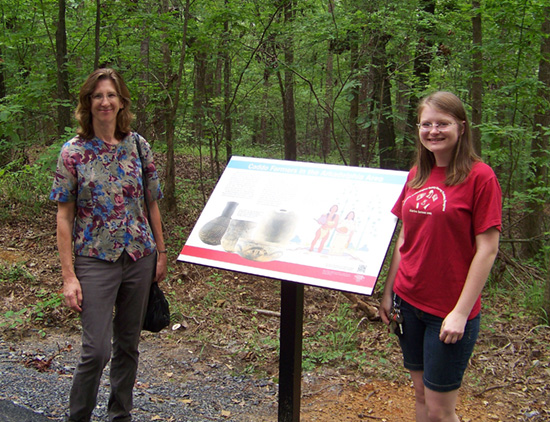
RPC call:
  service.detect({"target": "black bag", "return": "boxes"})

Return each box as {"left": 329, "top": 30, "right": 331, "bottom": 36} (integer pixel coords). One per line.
{"left": 143, "top": 282, "right": 170, "bottom": 332}
{"left": 135, "top": 134, "right": 170, "bottom": 332}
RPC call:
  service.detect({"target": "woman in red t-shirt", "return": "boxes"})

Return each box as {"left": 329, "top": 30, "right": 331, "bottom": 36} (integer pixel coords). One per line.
{"left": 379, "top": 91, "right": 501, "bottom": 421}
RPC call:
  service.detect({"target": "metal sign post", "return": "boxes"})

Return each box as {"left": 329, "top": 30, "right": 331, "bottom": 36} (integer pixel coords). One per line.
{"left": 277, "top": 281, "right": 304, "bottom": 422}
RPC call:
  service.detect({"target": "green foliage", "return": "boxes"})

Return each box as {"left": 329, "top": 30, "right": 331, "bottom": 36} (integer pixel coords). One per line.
{"left": 484, "top": 262, "right": 548, "bottom": 324}
{"left": 0, "top": 262, "right": 36, "bottom": 284}
{"left": 0, "top": 0, "right": 545, "bottom": 162}
{"left": 0, "top": 308, "right": 29, "bottom": 330}
{"left": 0, "top": 158, "right": 54, "bottom": 221}
{"left": 0, "top": 290, "right": 64, "bottom": 331}
{"left": 0, "top": 134, "right": 61, "bottom": 221}
{"left": 0, "top": 261, "right": 64, "bottom": 332}
{"left": 0, "top": 102, "right": 24, "bottom": 163}
{"left": 32, "top": 289, "right": 65, "bottom": 324}
{"left": 176, "top": 177, "right": 208, "bottom": 219}
{"left": 302, "top": 303, "right": 368, "bottom": 372}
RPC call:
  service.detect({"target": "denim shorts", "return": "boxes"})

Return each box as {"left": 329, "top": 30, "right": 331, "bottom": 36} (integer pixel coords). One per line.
{"left": 395, "top": 295, "right": 480, "bottom": 392}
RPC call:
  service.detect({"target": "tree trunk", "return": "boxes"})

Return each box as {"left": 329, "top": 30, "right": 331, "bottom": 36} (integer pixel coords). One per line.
{"left": 193, "top": 50, "right": 208, "bottom": 165}
{"left": 348, "top": 30, "right": 369, "bottom": 168}
{"left": 282, "top": 0, "right": 296, "bottom": 161}
{"left": 378, "top": 72, "right": 396, "bottom": 169}
{"left": 321, "top": 52, "right": 333, "bottom": 161}
{"left": 223, "top": 0, "right": 232, "bottom": 162}
{"left": 471, "top": 0, "right": 483, "bottom": 155}
{"left": 522, "top": 7, "right": 550, "bottom": 262}
{"left": 55, "top": 0, "right": 71, "bottom": 139}
{"left": 260, "top": 72, "right": 270, "bottom": 145}
{"left": 160, "top": 0, "right": 174, "bottom": 210}
{"left": 160, "top": 0, "right": 190, "bottom": 213}
{"left": 214, "top": 54, "right": 223, "bottom": 169}
{"left": 0, "top": 47, "right": 5, "bottom": 100}
{"left": 320, "top": 0, "right": 335, "bottom": 161}
{"left": 544, "top": 248, "right": 550, "bottom": 323}
{"left": 127, "top": 0, "right": 148, "bottom": 138}
{"left": 349, "top": 34, "right": 359, "bottom": 167}
{"left": 94, "top": 0, "right": 100, "bottom": 69}
{"left": 135, "top": 34, "right": 150, "bottom": 138}
{"left": 403, "top": 0, "right": 436, "bottom": 167}
{"left": 540, "top": 9, "right": 550, "bottom": 320}
{"left": 371, "top": 34, "right": 396, "bottom": 170}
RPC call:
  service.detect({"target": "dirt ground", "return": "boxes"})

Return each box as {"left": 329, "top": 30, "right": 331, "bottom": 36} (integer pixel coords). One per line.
{"left": 0, "top": 153, "right": 549, "bottom": 421}
{"left": 301, "top": 379, "right": 508, "bottom": 422}
{"left": 1, "top": 217, "right": 549, "bottom": 422}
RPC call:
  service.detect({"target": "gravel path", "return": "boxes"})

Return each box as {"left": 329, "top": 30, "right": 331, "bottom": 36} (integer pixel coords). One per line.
{"left": 0, "top": 332, "right": 278, "bottom": 421}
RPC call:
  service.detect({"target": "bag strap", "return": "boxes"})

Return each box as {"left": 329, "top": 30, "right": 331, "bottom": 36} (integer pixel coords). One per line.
{"left": 134, "top": 133, "right": 150, "bottom": 220}
{"left": 134, "top": 134, "right": 161, "bottom": 276}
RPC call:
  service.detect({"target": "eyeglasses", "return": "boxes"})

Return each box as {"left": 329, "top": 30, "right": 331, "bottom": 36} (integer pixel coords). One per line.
{"left": 90, "top": 93, "right": 119, "bottom": 102}
{"left": 417, "top": 122, "right": 456, "bottom": 132}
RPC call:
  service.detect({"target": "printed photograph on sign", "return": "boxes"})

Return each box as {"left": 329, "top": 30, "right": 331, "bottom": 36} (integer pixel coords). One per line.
{"left": 178, "top": 156, "right": 407, "bottom": 296}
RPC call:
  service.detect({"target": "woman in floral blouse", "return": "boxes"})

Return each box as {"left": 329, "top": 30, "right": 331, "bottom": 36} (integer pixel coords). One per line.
{"left": 50, "top": 68, "right": 167, "bottom": 422}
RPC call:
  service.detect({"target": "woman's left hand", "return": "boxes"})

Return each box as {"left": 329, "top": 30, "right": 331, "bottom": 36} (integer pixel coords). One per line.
{"left": 439, "top": 310, "right": 467, "bottom": 344}
{"left": 440, "top": 228, "right": 500, "bottom": 344}
{"left": 155, "top": 252, "right": 168, "bottom": 283}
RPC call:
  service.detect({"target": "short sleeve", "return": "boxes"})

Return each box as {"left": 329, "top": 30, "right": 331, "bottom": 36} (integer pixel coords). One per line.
{"left": 472, "top": 165, "right": 502, "bottom": 234}
{"left": 49, "top": 141, "right": 78, "bottom": 203}
{"left": 391, "top": 169, "right": 414, "bottom": 220}
{"left": 136, "top": 134, "right": 163, "bottom": 202}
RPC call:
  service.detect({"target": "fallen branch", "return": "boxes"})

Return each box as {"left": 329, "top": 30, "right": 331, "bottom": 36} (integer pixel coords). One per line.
{"left": 237, "top": 306, "right": 280, "bottom": 318}
{"left": 358, "top": 414, "right": 385, "bottom": 420}
{"left": 25, "top": 230, "right": 56, "bottom": 240}
{"left": 498, "top": 249, "right": 545, "bottom": 282}
{"left": 473, "top": 383, "right": 508, "bottom": 397}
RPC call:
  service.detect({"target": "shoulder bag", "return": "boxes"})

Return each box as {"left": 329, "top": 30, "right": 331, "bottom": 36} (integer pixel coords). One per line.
{"left": 135, "top": 134, "right": 170, "bottom": 333}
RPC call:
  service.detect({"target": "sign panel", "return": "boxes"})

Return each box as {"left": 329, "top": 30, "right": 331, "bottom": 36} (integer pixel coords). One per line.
{"left": 178, "top": 156, "right": 407, "bottom": 296}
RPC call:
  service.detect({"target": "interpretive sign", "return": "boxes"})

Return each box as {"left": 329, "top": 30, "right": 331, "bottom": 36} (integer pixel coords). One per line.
{"left": 178, "top": 156, "right": 407, "bottom": 296}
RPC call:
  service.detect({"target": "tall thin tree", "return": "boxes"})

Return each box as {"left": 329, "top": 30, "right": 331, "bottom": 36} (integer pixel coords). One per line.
{"left": 403, "top": 0, "right": 436, "bottom": 167}
{"left": 522, "top": 7, "right": 550, "bottom": 262}
{"left": 531, "top": 7, "right": 550, "bottom": 319}
{"left": 349, "top": 31, "right": 360, "bottom": 167}
{"left": 223, "top": 0, "right": 233, "bottom": 162}
{"left": 56, "top": 0, "right": 71, "bottom": 138}
{"left": 0, "top": 47, "right": 5, "bottom": 100}
{"left": 471, "top": 0, "right": 483, "bottom": 155}
{"left": 94, "top": 0, "right": 100, "bottom": 69}
{"left": 321, "top": 0, "right": 335, "bottom": 161}
{"left": 279, "top": 0, "right": 297, "bottom": 161}
{"left": 161, "top": 0, "right": 191, "bottom": 212}
{"left": 374, "top": 35, "right": 396, "bottom": 170}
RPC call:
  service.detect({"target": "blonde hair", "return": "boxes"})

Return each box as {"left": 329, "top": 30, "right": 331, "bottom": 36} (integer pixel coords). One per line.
{"left": 409, "top": 91, "right": 480, "bottom": 189}
{"left": 75, "top": 68, "right": 134, "bottom": 140}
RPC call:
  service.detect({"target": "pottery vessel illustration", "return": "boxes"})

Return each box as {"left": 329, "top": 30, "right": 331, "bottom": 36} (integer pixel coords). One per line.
{"left": 236, "top": 209, "right": 297, "bottom": 262}
{"left": 221, "top": 219, "right": 257, "bottom": 252}
{"left": 198, "top": 201, "right": 239, "bottom": 245}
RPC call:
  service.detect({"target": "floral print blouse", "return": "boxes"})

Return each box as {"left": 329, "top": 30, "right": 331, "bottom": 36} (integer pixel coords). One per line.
{"left": 50, "top": 132, "right": 163, "bottom": 262}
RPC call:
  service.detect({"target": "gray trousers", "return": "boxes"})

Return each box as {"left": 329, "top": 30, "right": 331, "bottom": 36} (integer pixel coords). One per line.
{"left": 69, "top": 251, "right": 156, "bottom": 422}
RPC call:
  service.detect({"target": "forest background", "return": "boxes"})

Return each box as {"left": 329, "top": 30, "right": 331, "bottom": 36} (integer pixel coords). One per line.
{"left": 0, "top": 0, "right": 549, "bottom": 368}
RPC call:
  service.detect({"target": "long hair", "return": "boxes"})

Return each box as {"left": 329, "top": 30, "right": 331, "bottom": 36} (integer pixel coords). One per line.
{"left": 75, "top": 68, "right": 134, "bottom": 140}
{"left": 409, "top": 91, "right": 480, "bottom": 189}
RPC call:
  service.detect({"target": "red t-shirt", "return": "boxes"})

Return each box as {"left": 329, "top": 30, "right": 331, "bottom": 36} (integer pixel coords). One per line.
{"left": 392, "top": 162, "right": 502, "bottom": 319}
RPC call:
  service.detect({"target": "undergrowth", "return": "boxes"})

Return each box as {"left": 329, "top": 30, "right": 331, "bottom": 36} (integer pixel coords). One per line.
{"left": 0, "top": 263, "right": 65, "bottom": 337}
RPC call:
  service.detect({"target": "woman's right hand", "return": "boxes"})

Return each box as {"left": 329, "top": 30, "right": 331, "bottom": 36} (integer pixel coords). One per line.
{"left": 379, "top": 225, "right": 404, "bottom": 326}
{"left": 63, "top": 276, "right": 83, "bottom": 312}
{"left": 56, "top": 202, "right": 82, "bottom": 312}
{"left": 379, "top": 292, "right": 393, "bottom": 325}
